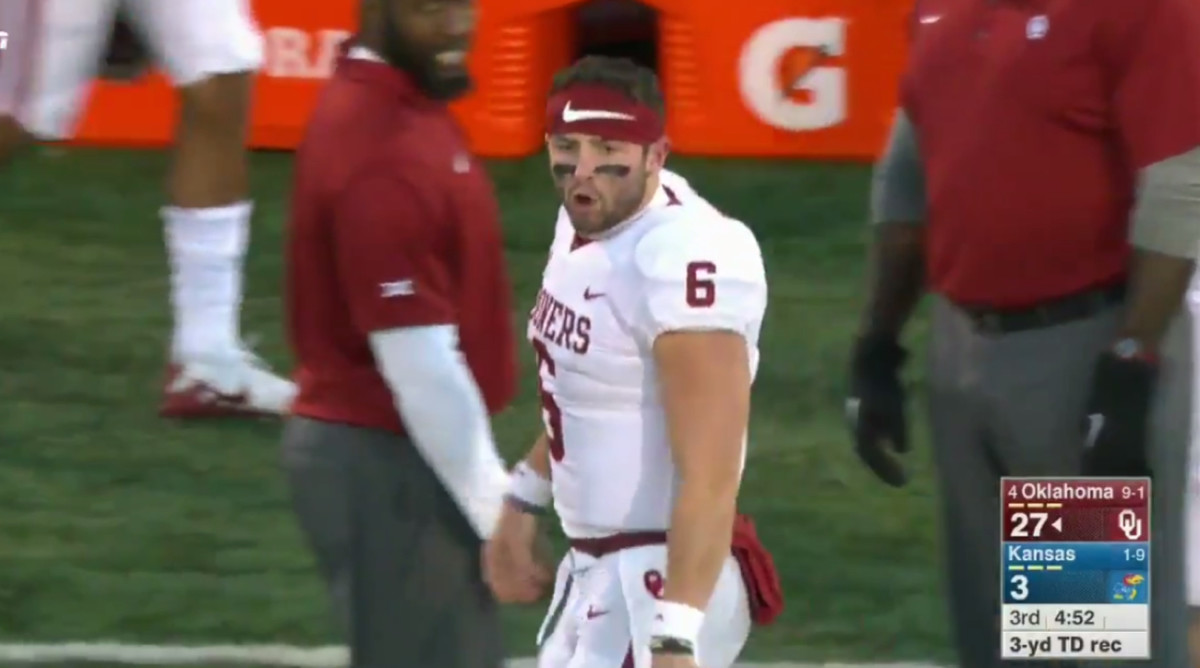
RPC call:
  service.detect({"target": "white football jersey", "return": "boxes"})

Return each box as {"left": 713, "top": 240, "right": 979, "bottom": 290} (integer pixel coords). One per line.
{"left": 527, "top": 169, "right": 768, "bottom": 538}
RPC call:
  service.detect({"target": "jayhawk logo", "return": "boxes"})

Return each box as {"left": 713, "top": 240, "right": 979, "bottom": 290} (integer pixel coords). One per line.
{"left": 1111, "top": 574, "right": 1145, "bottom": 601}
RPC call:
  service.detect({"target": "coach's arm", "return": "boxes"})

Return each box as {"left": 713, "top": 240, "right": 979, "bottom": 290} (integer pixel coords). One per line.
{"left": 370, "top": 326, "right": 510, "bottom": 536}
{"left": 1109, "top": 0, "right": 1200, "bottom": 352}
{"left": 334, "top": 172, "right": 510, "bottom": 540}
{"left": 860, "top": 108, "right": 927, "bottom": 339}
{"left": 846, "top": 108, "right": 928, "bottom": 487}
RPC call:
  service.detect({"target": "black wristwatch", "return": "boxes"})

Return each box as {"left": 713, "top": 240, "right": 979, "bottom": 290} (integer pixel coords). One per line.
{"left": 1110, "top": 337, "right": 1157, "bottom": 364}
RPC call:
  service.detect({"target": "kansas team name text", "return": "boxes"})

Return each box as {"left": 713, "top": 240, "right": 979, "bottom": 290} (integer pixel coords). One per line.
{"left": 1008, "top": 545, "right": 1077, "bottom": 562}
{"left": 530, "top": 289, "right": 592, "bottom": 354}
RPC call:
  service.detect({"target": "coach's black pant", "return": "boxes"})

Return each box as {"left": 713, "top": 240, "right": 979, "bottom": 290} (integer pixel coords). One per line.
{"left": 281, "top": 416, "right": 504, "bottom": 668}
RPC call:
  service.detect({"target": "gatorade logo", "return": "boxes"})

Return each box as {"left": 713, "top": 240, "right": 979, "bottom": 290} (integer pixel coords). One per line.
{"left": 738, "top": 18, "right": 848, "bottom": 132}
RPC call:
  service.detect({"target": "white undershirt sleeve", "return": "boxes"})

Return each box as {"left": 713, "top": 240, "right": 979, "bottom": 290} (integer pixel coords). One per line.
{"left": 369, "top": 324, "right": 509, "bottom": 539}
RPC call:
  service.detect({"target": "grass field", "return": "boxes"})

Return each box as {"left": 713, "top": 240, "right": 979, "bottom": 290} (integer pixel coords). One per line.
{"left": 0, "top": 147, "right": 950, "bottom": 665}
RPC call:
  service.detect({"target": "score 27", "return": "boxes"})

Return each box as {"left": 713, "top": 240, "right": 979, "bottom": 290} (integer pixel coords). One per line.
{"left": 1007, "top": 511, "right": 1063, "bottom": 539}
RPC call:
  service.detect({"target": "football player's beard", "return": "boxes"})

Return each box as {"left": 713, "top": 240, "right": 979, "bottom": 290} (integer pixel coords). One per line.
{"left": 564, "top": 197, "right": 608, "bottom": 235}
{"left": 589, "top": 180, "right": 649, "bottom": 236}
{"left": 559, "top": 166, "right": 650, "bottom": 236}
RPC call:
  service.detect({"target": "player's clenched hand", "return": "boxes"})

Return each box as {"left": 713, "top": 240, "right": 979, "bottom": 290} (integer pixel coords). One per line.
{"left": 482, "top": 501, "right": 553, "bottom": 603}
{"left": 846, "top": 333, "right": 910, "bottom": 487}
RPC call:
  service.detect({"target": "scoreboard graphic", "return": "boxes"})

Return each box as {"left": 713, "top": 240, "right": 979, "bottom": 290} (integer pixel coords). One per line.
{"left": 1000, "top": 477, "right": 1150, "bottom": 660}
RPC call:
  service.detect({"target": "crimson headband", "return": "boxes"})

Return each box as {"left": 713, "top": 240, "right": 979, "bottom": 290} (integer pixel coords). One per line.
{"left": 545, "top": 84, "right": 664, "bottom": 144}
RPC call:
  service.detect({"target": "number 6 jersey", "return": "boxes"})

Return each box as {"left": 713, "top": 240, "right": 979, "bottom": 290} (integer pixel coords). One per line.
{"left": 527, "top": 170, "right": 768, "bottom": 538}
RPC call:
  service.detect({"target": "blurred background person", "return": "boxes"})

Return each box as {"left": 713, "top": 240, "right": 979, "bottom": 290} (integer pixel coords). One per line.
{"left": 0, "top": 1, "right": 295, "bottom": 418}
{"left": 280, "top": 0, "right": 533, "bottom": 666}
{"left": 847, "top": 0, "right": 1200, "bottom": 666}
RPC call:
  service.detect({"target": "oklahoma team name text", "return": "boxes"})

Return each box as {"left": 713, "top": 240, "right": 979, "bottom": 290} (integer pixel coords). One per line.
{"left": 1015, "top": 482, "right": 1115, "bottom": 501}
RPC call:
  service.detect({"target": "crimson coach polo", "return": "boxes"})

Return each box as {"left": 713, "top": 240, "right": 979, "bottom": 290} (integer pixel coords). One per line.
{"left": 286, "top": 56, "right": 517, "bottom": 433}
{"left": 904, "top": 0, "right": 1200, "bottom": 307}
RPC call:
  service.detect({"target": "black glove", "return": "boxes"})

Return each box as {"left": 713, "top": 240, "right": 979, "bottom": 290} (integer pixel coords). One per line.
{"left": 846, "top": 333, "right": 910, "bottom": 486}
{"left": 101, "top": 13, "right": 151, "bottom": 82}
{"left": 1081, "top": 347, "right": 1157, "bottom": 477}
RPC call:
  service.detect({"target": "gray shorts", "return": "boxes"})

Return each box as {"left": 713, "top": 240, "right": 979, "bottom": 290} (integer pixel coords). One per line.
{"left": 281, "top": 416, "right": 504, "bottom": 668}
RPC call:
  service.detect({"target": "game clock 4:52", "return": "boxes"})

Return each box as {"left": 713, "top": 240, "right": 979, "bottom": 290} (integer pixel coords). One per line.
{"left": 1054, "top": 608, "right": 1097, "bottom": 626}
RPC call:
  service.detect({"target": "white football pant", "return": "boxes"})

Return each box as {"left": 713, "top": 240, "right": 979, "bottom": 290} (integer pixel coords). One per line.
{"left": 0, "top": 0, "right": 262, "bottom": 138}
{"left": 536, "top": 544, "right": 751, "bottom": 668}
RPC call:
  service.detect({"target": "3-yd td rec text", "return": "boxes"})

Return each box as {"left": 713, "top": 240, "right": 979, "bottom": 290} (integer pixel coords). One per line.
{"left": 1000, "top": 477, "right": 1151, "bottom": 660}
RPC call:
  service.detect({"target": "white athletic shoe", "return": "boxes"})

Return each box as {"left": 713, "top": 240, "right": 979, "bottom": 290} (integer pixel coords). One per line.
{"left": 159, "top": 344, "right": 295, "bottom": 419}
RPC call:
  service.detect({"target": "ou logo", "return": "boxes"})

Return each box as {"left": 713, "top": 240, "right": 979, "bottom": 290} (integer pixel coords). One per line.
{"left": 738, "top": 18, "right": 848, "bottom": 132}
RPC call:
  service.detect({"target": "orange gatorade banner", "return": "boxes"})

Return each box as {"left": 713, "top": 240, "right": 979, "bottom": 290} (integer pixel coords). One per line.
{"left": 74, "top": 0, "right": 911, "bottom": 159}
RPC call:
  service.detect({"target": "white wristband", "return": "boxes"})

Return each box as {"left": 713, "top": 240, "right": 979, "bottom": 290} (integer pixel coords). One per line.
{"left": 650, "top": 600, "right": 705, "bottom": 646}
{"left": 507, "top": 461, "right": 552, "bottom": 507}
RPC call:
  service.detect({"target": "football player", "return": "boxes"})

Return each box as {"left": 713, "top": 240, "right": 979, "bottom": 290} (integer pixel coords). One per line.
{"left": 482, "top": 56, "right": 783, "bottom": 668}
{"left": 0, "top": 1, "right": 294, "bottom": 417}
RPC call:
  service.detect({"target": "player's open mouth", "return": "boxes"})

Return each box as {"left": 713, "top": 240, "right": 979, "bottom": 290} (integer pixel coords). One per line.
{"left": 571, "top": 193, "right": 596, "bottom": 207}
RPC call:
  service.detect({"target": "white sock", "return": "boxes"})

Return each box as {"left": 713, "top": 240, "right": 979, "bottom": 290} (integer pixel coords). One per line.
{"left": 163, "top": 201, "right": 252, "bottom": 360}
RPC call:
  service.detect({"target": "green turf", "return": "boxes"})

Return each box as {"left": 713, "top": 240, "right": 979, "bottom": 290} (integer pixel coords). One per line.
{"left": 0, "top": 147, "right": 951, "bottom": 663}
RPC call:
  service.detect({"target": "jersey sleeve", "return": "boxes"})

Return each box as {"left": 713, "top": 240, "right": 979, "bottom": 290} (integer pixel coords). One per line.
{"left": 629, "top": 216, "right": 768, "bottom": 342}
{"left": 1111, "top": 0, "right": 1200, "bottom": 168}
{"left": 332, "top": 173, "right": 456, "bottom": 334}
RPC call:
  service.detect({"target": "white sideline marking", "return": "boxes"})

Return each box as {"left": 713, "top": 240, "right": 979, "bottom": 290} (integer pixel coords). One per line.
{"left": 0, "top": 643, "right": 940, "bottom": 668}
